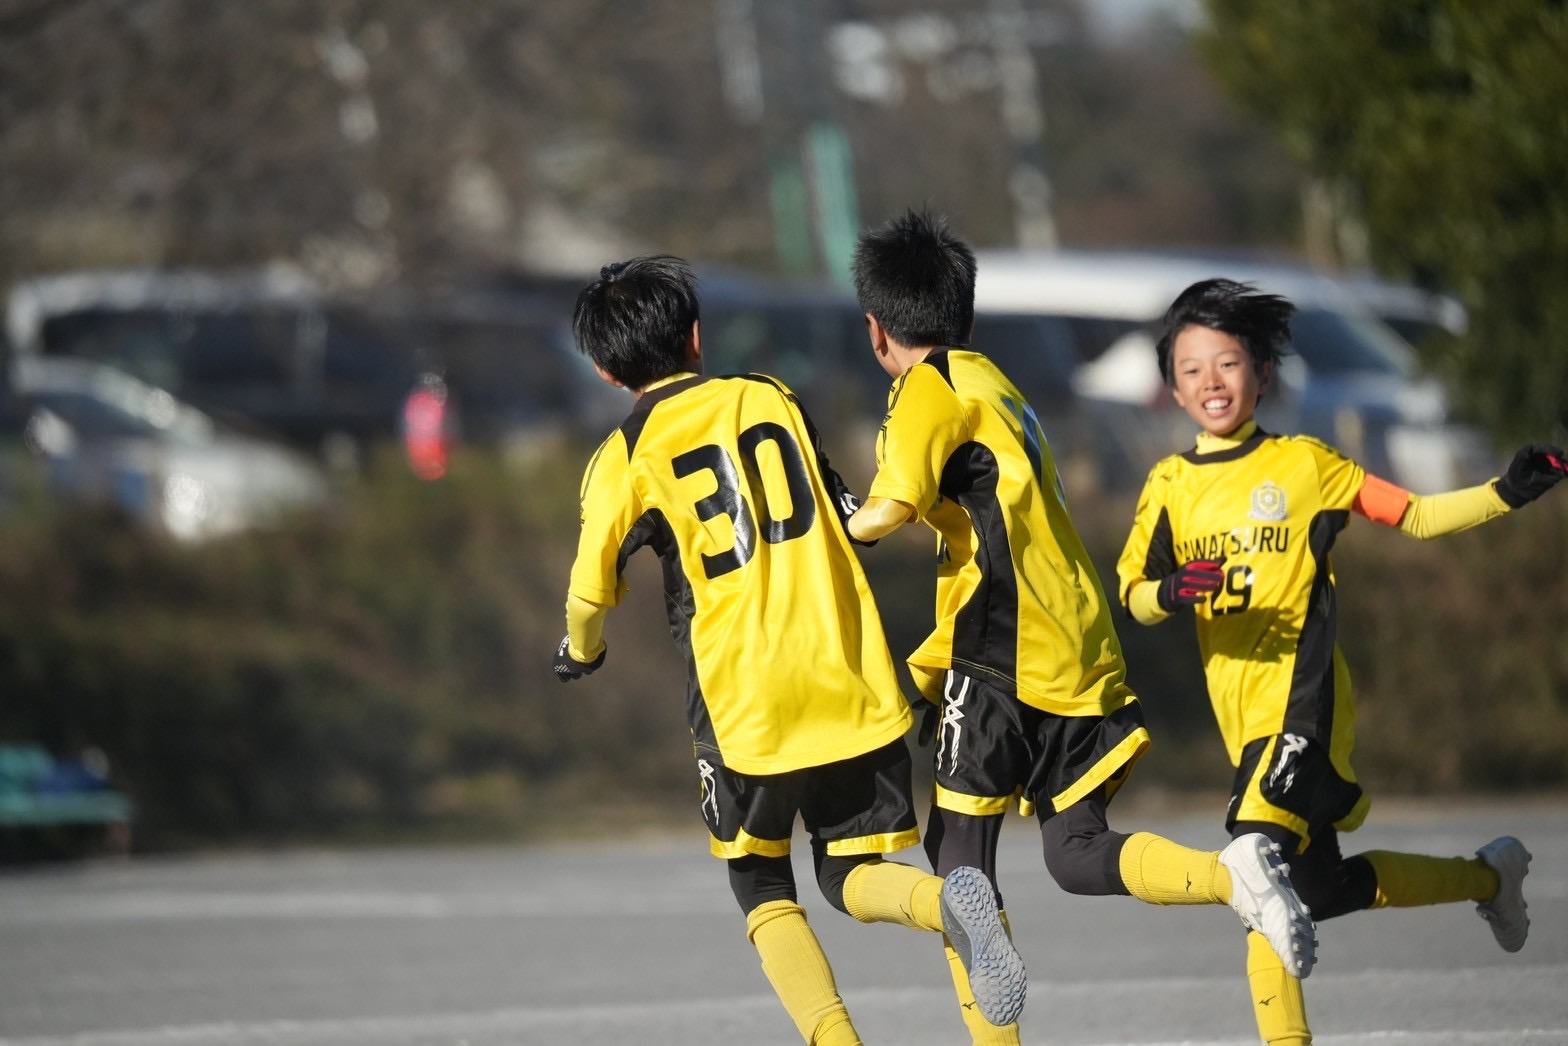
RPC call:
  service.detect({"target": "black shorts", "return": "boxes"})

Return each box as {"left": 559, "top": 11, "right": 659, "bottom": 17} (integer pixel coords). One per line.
{"left": 698, "top": 739, "right": 921, "bottom": 860}
{"left": 929, "top": 668, "right": 1151, "bottom": 817}
{"left": 1228, "top": 732, "right": 1370, "bottom": 849}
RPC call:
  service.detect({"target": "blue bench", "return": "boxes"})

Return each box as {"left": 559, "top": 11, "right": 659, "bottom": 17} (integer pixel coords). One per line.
{"left": 0, "top": 743, "right": 134, "bottom": 856}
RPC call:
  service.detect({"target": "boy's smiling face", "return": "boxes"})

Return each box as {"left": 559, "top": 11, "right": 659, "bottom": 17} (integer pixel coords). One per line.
{"left": 1169, "top": 324, "right": 1272, "bottom": 438}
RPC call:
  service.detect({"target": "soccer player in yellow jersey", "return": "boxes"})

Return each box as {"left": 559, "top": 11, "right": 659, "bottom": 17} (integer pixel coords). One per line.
{"left": 1117, "top": 277, "right": 1566, "bottom": 1045}
{"left": 553, "top": 254, "right": 1028, "bottom": 1044}
{"left": 845, "top": 211, "right": 1317, "bottom": 1046}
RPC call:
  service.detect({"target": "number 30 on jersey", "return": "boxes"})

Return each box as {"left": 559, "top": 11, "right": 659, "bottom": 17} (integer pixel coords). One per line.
{"left": 673, "top": 422, "right": 816, "bottom": 579}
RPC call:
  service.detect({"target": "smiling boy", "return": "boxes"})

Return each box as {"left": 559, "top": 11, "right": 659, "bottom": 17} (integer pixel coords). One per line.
{"left": 1117, "top": 277, "right": 1567, "bottom": 1045}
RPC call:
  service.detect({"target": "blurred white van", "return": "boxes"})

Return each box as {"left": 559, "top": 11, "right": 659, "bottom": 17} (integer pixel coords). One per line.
{"left": 971, "top": 248, "right": 1492, "bottom": 493}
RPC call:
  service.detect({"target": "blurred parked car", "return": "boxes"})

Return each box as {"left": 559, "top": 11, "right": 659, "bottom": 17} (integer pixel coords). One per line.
{"left": 11, "top": 356, "right": 329, "bottom": 542}
{"left": 4, "top": 269, "right": 622, "bottom": 473}
{"left": 971, "top": 249, "right": 1493, "bottom": 493}
{"left": 4, "top": 268, "right": 421, "bottom": 470}
{"left": 1336, "top": 269, "right": 1469, "bottom": 351}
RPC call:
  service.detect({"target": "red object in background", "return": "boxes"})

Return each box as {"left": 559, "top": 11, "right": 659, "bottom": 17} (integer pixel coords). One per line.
{"left": 403, "top": 374, "right": 452, "bottom": 480}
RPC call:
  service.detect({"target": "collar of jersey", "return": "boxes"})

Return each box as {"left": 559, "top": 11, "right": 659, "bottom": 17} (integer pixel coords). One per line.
{"left": 642, "top": 371, "right": 701, "bottom": 393}
{"left": 1194, "top": 419, "right": 1259, "bottom": 454}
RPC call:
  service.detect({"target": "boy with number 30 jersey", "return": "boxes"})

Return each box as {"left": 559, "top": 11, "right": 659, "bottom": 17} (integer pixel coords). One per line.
{"left": 1116, "top": 278, "right": 1565, "bottom": 1045}
{"left": 554, "top": 254, "right": 1027, "bottom": 1044}
{"left": 568, "top": 366, "right": 906, "bottom": 776}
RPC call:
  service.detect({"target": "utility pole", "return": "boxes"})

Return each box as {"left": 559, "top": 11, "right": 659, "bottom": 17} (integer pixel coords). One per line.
{"left": 715, "top": 0, "right": 859, "bottom": 284}
{"left": 989, "top": 0, "right": 1057, "bottom": 249}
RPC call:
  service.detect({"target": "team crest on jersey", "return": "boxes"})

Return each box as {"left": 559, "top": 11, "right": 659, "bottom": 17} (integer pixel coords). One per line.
{"left": 1249, "top": 481, "right": 1287, "bottom": 522}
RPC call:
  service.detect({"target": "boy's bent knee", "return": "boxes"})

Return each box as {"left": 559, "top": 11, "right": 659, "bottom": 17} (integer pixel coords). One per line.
{"left": 1042, "top": 803, "right": 1128, "bottom": 896}
{"left": 1297, "top": 853, "right": 1376, "bottom": 919}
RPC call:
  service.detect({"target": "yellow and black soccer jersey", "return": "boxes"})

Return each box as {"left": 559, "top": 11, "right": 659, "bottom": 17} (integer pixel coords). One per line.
{"left": 1116, "top": 423, "right": 1367, "bottom": 772}
{"left": 567, "top": 373, "right": 911, "bottom": 776}
{"left": 868, "top": 349, "right": 1135, "bottom": 718}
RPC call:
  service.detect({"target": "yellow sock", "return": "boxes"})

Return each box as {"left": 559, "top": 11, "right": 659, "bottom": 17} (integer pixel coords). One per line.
{"left": 943, "top": 913, "right": 1022, "bottom": 1045}
{"left": 1247, "top": 929, "right": 1311, "bottom": 1045}
{"left": 746, "top": 900, "right": 862, "bottom": 1045}
{"left": 1362, "top": 850, "right": 1498, "bottom": 908}
{"left": 842, "top": 858, "right": 944, "bottom": 930}
{"left": 1119, "top": 831, "right": 1229, "bottom": 905}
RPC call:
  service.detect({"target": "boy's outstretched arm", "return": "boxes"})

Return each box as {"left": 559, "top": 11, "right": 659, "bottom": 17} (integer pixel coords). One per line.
{"left": 1356, "top": 443, "right": 1568, "bottom": 539}
{"left": 553, "top": 593, "right": 609, "bottom": 682}
{"left": 847, "top": 496, "right": 915, "bottom": 543}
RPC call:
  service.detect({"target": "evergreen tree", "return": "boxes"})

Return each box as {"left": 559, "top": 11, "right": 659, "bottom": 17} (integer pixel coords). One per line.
{"left": 1200, "top": 0, "right": 1568, "bottom": 440}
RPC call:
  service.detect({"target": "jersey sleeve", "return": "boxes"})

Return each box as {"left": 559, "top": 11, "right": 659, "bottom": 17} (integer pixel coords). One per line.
{"left": 1389, "top": 480, "right": 1510, "bottom": 538}
{"left": 1304, "top": 437, "right": 1368, "bottom": 511}
{"left": 567, "top": 432, "right": 638, "bottom": 606}
{"left": 564, "top": 592, "right": 609, "bottom": 660}
{"left": 1116, "top": 460, "right": 1178, "bottom": 611}
{"left": 867, "top": 363, "right": 968, "bottom": 519}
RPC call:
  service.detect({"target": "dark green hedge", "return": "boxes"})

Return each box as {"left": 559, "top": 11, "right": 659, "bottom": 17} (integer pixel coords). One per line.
{"left": 1, "top": 447, "right": 1562, "bottom": 851}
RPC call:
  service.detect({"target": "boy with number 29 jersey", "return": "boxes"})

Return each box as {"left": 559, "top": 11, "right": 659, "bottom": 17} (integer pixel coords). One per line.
{"left": 570, "top": 371, "right": 910, "bottom": 777}
{"left": 1119, "top": 428, "right": 1393, "bottom": 825}
{"left": 1115, "top": 278, "right": 1563, "bottom": 1046}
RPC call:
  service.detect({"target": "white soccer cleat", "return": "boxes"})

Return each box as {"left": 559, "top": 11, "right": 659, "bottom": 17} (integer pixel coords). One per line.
{"left": 1475, "top": 836, "right": 1531, "bottom": 953}
{"left": 1219, "top": 833, "right": 1317, "bottom": 979}
{"left": 940, "top": 865, "right": 1027, "bottom": 1027}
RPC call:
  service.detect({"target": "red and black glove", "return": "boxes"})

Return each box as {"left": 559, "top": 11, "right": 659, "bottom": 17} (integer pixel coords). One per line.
{"left": 552, "top": 636, "right": 606, "bottom": 683}
{"left": 1494, "top": 444, "right": 1568, "bottom": 508}
{"left": 1156, "top": 559, "right": 1225, "bottom": 612}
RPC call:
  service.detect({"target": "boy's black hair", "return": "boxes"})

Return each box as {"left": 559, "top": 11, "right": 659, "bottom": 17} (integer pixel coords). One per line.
{"left": 571, "top": 254, "right": 700, "bottom": 390}
{"left": 1155, "top": 278, "right": 1295, "bottom": 383}
{"left": 852, "top": 208, "right": 976, "bottom": 349}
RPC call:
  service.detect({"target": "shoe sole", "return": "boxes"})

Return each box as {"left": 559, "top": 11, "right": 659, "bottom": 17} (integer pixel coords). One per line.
{"left": 941, "top": 866, "right": 1027, "bottom": 1026}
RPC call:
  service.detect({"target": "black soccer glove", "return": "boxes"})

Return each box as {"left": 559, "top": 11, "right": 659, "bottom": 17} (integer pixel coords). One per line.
{"left": 1493, "top": 444, "right": 1568, "bottom": 508}
{"left": 552, "top": 636, "right": 606, "bottom": 683}
{"left": 1155, "top": 559, "right": 1226, "bottom": 612}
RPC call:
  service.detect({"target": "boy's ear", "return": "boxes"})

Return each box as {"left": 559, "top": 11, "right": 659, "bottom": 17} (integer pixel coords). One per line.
{"left": 593, "top": 363, "right": 624, "bottom": 389}
{"left": 1257, "top": 359, "right": 1273, "bottom": 400}
{"left": 686, "top": 320, "right": 703, "bottom": 368}
{"left": 865, "top": 313, "right": 889, "bottom": 355}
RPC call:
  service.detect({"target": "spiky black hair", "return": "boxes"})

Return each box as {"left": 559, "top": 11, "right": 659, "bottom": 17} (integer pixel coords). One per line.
{"left": 1155, "top": 278, "right": 1295, "bottom": 383}
{"left": 851, "top": 208, "right": 976, "bottom": 349}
